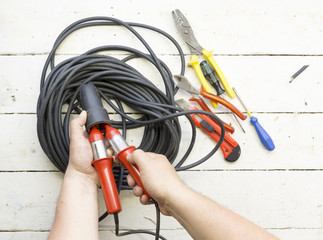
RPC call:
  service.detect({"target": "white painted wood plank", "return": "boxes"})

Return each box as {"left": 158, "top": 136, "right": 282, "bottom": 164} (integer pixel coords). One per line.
{"left": 0, "top": 113, "right": 322, "bottom": 171}
{"left": 270, "top": 229, "right": 323, "bottom": 240}
{"left": 1, "top": 0, "right": 323, "bottom": 55}
{"left": 1, "top": 229, "right": 321, "bottom": 240}
{"left": 0, "top": 114, "right": 55, "bottom": 171}
{"left": 0, "top": 232, "right": 49, "bottom": 240}
{"left": 0, "top": 172, "right": 63, "bottom": 231}
{"left": 0, "top": 230, "right": 191, "bottom": 240}
{"left": 1, "top": 55, "right": 322, "bottom": 114}
{"left": 0, "top": 171, "right": 322, "bottom": 232}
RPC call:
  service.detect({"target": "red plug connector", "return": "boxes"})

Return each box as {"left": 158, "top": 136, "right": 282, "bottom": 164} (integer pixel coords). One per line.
{"left": 105, "top": 125, "right": 151, "bottom": 199}
{"left": 89, "top": 127, "right": 121, "bottom": 214}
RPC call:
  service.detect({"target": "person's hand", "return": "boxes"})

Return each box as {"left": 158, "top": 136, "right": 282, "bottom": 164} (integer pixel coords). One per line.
{"left": 126, "top": 149, "right": 186, "bottom": 215}
{"left": 68, "top": 111, "right": 98, "bottom": 185}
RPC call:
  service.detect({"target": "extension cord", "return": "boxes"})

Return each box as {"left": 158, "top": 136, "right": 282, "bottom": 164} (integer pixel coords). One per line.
{"left": 36, "top": 16, "right": 225, "bottom": 239}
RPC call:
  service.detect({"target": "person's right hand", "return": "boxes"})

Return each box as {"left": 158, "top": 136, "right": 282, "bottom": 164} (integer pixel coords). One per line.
{"left": 126, "top": 149, "right": 185, "bottom": 216}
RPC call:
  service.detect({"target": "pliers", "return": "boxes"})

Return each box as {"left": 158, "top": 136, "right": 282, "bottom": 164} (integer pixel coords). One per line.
{"left": 172, "top": 9, "right": 236, "bottom": 107}
{"left": 174, "top": 75, "right": 247, "bottom": 121}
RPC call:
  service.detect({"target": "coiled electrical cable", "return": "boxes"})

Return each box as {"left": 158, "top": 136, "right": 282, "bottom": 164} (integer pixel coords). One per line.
{"left": 37, "top": 16, "right": 225, "bottom": 239}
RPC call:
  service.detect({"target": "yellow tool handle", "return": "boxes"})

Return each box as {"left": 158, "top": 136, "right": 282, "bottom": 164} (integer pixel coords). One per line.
{"left": 188, "top": 55, "right": 218, "bottom": 108}
{"left": 202, "top": 49, "right": 236, "bottom": 98}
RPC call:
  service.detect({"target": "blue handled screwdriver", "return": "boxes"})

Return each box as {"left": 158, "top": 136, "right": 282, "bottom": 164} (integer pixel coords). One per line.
{"left": 233, "top": 88, "right": 275, "bottom": 151}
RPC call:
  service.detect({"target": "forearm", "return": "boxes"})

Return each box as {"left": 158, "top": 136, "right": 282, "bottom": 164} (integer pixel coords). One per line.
{"left": 168, "top": 186, "right": 278, "bottom": 240}
{"left": 48, "top": 166, "right": 99, "bottom": 240}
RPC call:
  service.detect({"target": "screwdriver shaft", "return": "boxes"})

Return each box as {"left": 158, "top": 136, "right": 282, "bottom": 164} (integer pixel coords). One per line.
{"left": 232, "top": 113, "right": 246, "bottom": 133}
{"left": 219, "top": 95, "right": 245, "bottom": 133}
{"left": 232, "top": 88, "right": 252, "bottom": 117}
{"left": 232, "top": 88, "right": 275, "bottom": 151}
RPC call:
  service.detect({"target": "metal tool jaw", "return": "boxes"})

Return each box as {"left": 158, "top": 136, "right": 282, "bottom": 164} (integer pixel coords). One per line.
{"left": 174, "top": 75, "right": 200, "bottom": 96}
{"left": 172, "top": 9, "right": 204, "bottom": 55}
{"left": 175, "top": 98, "right": 191, "bottom": 110}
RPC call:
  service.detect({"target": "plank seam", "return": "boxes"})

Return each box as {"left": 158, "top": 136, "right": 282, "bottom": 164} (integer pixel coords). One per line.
{"left": 0, "top": 169, "right": 322, "bottom": 173}
{"left": 1, "top": 53, "right": 323, "bottom": 57}
{"left": 0, "top": 227, "right": 321, "bottom": 232}
{"left": 1, "top": 112, "right": 323, "bottom": 115}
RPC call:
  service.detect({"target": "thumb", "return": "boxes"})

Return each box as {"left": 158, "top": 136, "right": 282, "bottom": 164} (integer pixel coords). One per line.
{"left": 70, "top": 111, "right": 87, "bottom": 141}
{"left": 77, "top": 110, "right": 87, "bottom": 126}
{"left": 127, "top": 149, "right": 145, "bottom": 168}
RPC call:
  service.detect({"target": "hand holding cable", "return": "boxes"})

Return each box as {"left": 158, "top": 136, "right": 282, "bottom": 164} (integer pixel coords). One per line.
{"left": 68, "top": 111, "right": 99, "bottom": 185}
{"left": 81, "top": 83, "right": 151, "bottom": 215}
{"left": 127, "top": 149, "right": 185, "bottom": 216}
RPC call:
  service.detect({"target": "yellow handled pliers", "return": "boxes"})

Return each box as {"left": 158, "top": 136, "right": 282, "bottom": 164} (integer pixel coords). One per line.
{"left": 172, "top": 9, "right": 236, "bottom": 107}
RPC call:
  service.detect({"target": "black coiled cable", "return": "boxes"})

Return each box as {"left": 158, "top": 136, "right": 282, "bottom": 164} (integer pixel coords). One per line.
{"left": 37, "top": 16, "right": 225, "bottom": 239}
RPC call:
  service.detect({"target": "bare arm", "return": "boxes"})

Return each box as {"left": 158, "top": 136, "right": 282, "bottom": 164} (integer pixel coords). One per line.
{"left": 127, "top": 150, "right": 279, "bottom": 240}
{"left": 48, "top": 111, "right": 99, "bottom": 240}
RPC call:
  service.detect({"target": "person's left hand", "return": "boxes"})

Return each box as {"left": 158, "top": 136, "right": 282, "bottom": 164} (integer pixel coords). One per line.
{"left": 68, "top": 111, "right": 98, "bottom": 185}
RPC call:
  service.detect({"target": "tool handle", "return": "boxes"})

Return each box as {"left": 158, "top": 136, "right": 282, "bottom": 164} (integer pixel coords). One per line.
{"left": 188, "top": 55, "right": 218, "bottom": 108}
{"left": 202, "top": 49, "right": 236, "bottom": 98}
{"left": 200, "top": 61, "right": 225, "bottom": 95}
{"left": 188, "top": 107, "right": 240, "bottom": 162}
{"left": 189, "top": 97, "right": 235, "bottom": 134}
{"left": 200, "top": 86, "right": 247, "bottom": 120}
{"left": 250, "top": 116, "right": 275, "bottom": 151}
{"left": 92, "top": 157, "right": 122, "bottom": 214}
{"left": 198, "top": 114, "right": 238, "bottom": 148}
{"left": 116, "top": 146, "right": 152, "bottom": 199}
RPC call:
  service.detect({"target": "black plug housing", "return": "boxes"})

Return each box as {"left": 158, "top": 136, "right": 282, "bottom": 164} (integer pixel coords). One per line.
{"left": 80, "top": 82, "right": 110, "bottom": 132}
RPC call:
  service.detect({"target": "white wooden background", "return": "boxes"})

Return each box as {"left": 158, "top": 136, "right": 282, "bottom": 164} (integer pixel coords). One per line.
{"left": 1, "top": 0, "right": 323, "bottom": 239}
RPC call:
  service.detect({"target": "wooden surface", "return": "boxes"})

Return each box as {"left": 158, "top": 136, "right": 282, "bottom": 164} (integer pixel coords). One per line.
{"left": 1, "top": 0, "right": 323, "bottom": 239}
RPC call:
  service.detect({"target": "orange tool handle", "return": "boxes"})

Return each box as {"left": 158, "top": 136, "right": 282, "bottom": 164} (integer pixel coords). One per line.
{"left": 188, "top": 107, "right": 240, "bottom": 162}
{"left": 116, "top": 146, "right": 152, "bottom": 199}
{"left": 189, "top": 97, "right": 235, "bottom": 134}
{"left": 89, "top": 127, "right": 121, "bottom": 214}
{"left": 92, "top": 157, "right": 122, "bottom": 214}
{"left": 200, "top": 86, "right": 247, "bottom": 120}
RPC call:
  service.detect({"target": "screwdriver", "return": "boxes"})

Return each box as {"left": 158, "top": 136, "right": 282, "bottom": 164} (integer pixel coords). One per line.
{"left": 200, "top": 60, "right": 225, "bottom": 96}
{"left": 200, "top": 61, "right": 246, "bottom": 133}
{"left": 233, "top": 88, "right": 275, "bottom": 151}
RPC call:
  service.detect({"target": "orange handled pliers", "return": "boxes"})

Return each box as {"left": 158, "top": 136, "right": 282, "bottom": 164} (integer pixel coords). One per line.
{"left": 175, "top": 75, "right": 247, "bottom": 122}
{"left": 200, "top": 86, "right": 247, "bottom": 121}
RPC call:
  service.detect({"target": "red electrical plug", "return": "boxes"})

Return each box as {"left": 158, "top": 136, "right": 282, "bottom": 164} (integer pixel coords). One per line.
{"left": 89, "top": 126, "right": 121, "bottom": 214}
{"left": 105, "top": 125, "right": 151, "bottom": 199}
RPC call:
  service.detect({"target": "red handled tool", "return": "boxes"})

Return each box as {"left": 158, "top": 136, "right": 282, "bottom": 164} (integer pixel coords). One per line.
{"left": 175, "top": 74, "right": 246, "bottom": 123}
{"left": 176, "top": 99, "right": 241, "bottom": 162}
{"left": 200, "top": 86, "right": 247, "bottom": 121}
{"left": 105, "top": 125, "right": 151, "bottom": 199}
{"left": 174, "top": 75, "right": 235, "bottom": 134}
{"left": 89, "top": 126, "right": 121, "bottom": 214}
{"left": 80, "top": 82, "right": 151, "bottom": 214}
{"left": 189, "top": 97, "right": 235, "bottom": 134}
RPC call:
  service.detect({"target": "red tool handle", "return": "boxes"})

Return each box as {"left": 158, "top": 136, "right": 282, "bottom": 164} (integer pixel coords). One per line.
{"left": 200, "top": 86, "right": 247, "bottom": 120}
{"left": 92, "top": 157, "right": 122, "bottom": 214}
{"left": 89, "top": 127, "right": 121, "bottom": 214}
{"left": 116, "top": 146, "right": 152, "bottom": 199}
{"left": 189, "top": 97, "right": 235, "bottom": 134}
{"left": 188, "top": 107, "right": 240, "bottom": 162}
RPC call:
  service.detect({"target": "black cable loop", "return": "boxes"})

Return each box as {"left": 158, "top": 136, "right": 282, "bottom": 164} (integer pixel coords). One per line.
{"left": 37, "top": 16, "right": 225, "bottom": 239}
